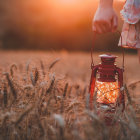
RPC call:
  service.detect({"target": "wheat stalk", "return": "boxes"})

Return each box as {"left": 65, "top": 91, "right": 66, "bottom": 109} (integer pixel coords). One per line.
{"left": 10, "top": 63, "right": 17, "bottom": 78}
{"left": 82, "top": 86, "right": 87, "bottom": 99}
{"left": 30, "top": 68, "right": 39, "bottom": 86}
{"left": 15, "top": 105, "right": 34, "bottom": 126}
{"left": 63, "top": 83, "right": 68, "bottom": 98}
{"left": 49, "top": 58, "right": 60, "bottom": 70}
{"left": 128, "top": 81, "right": 140, "bottom": 90}
{"left": 68, "top": 86, "right": 72, "bottom": 98}
{"left": 124, "top": 84, "right": 132, "bottom": 105}
{"left": 40, "top": 60, "right": 46, "bottom": 77}
{"left": 36, "top": 114, "right": 45, "bottom": 137}
{"left": 3, "top": 82, "right": 7, "bottom": 107}
{"left": 34, "top": 68, "right": 39, "bottom": 85}
{"left": 46, "top": 77, "right": 55, "bottom": 94}
{"left": 26, "top": 60, "right": 31, "bottom": 74}
{"left": 3, "top": 72, "right": 17, "bottom": 100}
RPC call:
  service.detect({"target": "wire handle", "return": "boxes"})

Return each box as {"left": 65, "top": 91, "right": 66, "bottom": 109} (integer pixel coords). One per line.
{"left": 91, "top": 31, "right": 125, "bottom": 70}
{"left": 91, "top": 33, "right": 96, "bottom": 68}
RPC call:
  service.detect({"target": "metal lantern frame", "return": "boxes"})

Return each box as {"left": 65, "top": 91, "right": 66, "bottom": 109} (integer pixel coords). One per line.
{"left": 89, "top": 32, "right": 125, "bottom": 111}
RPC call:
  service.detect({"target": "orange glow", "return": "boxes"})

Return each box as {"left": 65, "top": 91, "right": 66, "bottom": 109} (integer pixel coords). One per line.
{"left": 1, "top": 0, "right": 125, "bottom": 49}
{"left": 96, "top": 81, "right": 119, "bottom": 104}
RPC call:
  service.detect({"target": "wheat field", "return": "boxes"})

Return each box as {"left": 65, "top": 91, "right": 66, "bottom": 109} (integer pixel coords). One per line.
{"left": 0, "top": 50, "right": 140, "bottom": 140}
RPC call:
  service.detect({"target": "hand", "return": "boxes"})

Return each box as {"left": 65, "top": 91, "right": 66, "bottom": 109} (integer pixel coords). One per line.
{"left": 92, "top": 6, "right": 118, "bottom": 34}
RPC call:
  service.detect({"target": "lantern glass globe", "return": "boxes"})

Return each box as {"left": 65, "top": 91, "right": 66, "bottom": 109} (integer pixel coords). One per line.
{"left": 95, "top": 81, "right": 119, "bottom": 104}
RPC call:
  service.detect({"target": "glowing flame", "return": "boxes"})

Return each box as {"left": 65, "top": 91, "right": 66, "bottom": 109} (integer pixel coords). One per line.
{"left": 96, "top": 81, "right": 119, "bottom": 104}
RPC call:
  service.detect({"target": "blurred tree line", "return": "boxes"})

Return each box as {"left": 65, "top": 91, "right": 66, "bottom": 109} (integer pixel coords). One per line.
{"left": 0, "top": 0, "right": 130, "bottom": 52}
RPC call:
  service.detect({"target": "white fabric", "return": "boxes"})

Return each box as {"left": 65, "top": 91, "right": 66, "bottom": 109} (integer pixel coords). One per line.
{"left": 121, "top": 0, "right": 140, "bottom": 24}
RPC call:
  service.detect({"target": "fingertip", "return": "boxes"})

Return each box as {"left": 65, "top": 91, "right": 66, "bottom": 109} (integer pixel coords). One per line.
{"left": 95, "top": 24, "right": 103, "bottom": 34}
{"left": 112, "top": 17, "right": 118, "bottom": 31}
{"left": 112, "top": 26, "right": 117, "bottom": 32}
{"left": 92, "top": 26, "right": 96, "bottom": 32}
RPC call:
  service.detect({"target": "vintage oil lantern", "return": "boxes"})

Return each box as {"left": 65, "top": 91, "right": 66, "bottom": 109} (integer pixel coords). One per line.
{"left": 89, "top": 54, "right": 125, "bottom": 112}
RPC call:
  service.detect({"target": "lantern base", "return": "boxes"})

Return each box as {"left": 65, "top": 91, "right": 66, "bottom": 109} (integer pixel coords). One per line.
{"left": 96, "top": 103, "right": 116, "bottom": 112}
{"left": 96, "top": 103, "right": 117, "bottom": 125}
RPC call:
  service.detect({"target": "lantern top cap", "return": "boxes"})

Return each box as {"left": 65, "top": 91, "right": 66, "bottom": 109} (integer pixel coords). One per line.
{"left": 99, "top": 54, "right": 117, "bottom": 59}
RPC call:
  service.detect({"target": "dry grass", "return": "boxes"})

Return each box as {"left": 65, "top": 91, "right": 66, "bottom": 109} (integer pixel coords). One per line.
{"left": 0, "top": 51, "right": 139, "bottom": 140}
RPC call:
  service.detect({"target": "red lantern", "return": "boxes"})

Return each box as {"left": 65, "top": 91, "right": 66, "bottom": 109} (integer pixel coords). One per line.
{"left": 89, "top": 54, "right": 125, "bottom": 112}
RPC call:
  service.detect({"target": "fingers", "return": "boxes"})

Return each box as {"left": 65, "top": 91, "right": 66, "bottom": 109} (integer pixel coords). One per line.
{"left": 93, "top": 18, "right": 118, "bottom": 34}
{"left": 93, "top": 21, "right": 111, "bottom": 34}
{"left": 103, "top": 22, "right": 111, "bottom": 32}
{"left": 111, "top": 16, "right": 118, "bottom": 32}
{"left": 93, "top": 22, "right": 102, "bottom": 34}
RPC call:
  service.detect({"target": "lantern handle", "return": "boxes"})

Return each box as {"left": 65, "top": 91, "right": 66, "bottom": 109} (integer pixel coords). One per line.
{"left": 116, "top": 31, "right": 125, "bottom": 71}
{"left": 91, "top": 32, "right": 96, "bottom": 68}
{"left": 91, "top": 31, "right": 125, "bottom": 70}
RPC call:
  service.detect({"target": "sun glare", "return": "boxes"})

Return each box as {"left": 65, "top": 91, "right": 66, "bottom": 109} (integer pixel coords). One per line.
{"left": 59, "top": 0, "right": 79, "bottom": 4}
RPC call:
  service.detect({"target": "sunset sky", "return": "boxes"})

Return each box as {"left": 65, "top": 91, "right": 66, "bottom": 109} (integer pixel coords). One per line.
{"left": 0, "top": 0, "right": 125, "bottom": 50}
